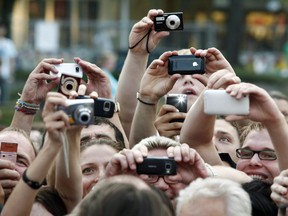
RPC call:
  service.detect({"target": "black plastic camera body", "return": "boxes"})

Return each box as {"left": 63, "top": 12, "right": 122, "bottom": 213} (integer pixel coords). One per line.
{"left": 168, "top": 55, "right": 205, "bottom": 75}
{"left": 58, "top": 97, "right": 115, "bottom": 125}
{"left": 154, "top": 12, "right": 183, "bottom": 31}
{"left": 136, "top": 157, "right": 177, "bottom": 175}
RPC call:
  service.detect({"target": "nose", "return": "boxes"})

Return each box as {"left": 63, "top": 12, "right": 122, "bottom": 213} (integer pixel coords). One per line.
{"left": 154, "top": 177, "right": 170, "bottom": 191}
{"left": 98, "top": 166, "right": 106, "bottom": 181}
{"left": 249, "top": 153, "right": 262, "bottom": 166}
{"left": 183, "top": 75, "right": 194, "bottom": 85}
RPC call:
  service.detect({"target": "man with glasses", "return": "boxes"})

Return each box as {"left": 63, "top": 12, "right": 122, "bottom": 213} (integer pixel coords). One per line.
{"left": 236, "top": 122, "right": 280, "bottom": 184}
{"left": 105, "top": 136, "right": 251, "bottom": 205}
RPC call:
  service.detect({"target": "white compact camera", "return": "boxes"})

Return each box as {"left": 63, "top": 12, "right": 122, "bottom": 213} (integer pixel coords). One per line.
{"left": 204, "top": 90, "right": 249, "bottom": 115}
{"left": 52, "top": 63, "right": 83, "bottom": 97}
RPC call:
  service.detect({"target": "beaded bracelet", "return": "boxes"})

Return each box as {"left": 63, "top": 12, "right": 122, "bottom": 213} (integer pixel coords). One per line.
{"left": 22, "top": 169, "right": 44, "bottom": 190}
{"left": 15, "top": 99, "right": 40, "bottom": 115}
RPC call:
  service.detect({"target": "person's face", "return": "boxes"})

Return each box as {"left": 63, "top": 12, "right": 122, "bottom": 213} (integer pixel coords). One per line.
{"left": 81, "top": 144, "right": 117, "bottom": 197}
{"left": 274, "top": 98, "right": 288, "bottom": 122}
{"left": 236, "top": 128, "right": 280, "bottom": 183}
{"left": 80, "top": 124, "right": 116, "bottom": 141}
{"left": 145, "top": 148, "right": 191, "bottom": 201}
{"left": 213, "top": 119, "right": 240, "bottom": 163}
{"left": 0, "top": 131, "right": 35, "bottom": 176}
{"left": 168, "top": 75, "right": 205, "bottom": 109}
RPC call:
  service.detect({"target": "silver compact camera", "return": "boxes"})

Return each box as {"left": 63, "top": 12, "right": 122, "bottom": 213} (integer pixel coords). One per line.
{"left": 58, "top": 97, "right": 116, "bottom": 125}
{"left": 154, "top": 12, "right": 183, "bottom": 31}
{"left": 58, "top": 98, "right": 94, "bottom": 125}
{"left": 52, "top": 63, "right": 83, "bottom": 97}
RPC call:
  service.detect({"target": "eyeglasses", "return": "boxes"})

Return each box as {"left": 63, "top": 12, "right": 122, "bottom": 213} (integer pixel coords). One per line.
{"left": 140, "top": 175, "right": 179, "bottom": 184}
{"left": 236, "top": 148, "right": 277, "bottom": 161}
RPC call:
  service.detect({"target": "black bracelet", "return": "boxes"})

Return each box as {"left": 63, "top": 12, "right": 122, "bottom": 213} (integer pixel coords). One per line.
{"left": 136, "top": 92, "right": 156, "bottom": 105}
{"left": 22, "top": 169, "right": 44, "bottom": 190}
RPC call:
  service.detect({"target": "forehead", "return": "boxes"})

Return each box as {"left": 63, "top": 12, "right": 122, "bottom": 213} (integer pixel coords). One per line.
{"left": 80, "top": 144, "right": 117, "bottom": 163}
{"left": 214, "top": 119, "right": 238, "bottom": 136}
{"left": 242, "top": 128, "right": 273, "bottom": 150}
{"left": 274, "top": 99, "right": 288, "bottom": 111}
{"left": 81, "top": 124, "right": 116, "bottom": 140}
{"left": 0, "top": 131, "right": 35, "bottom": 160}
{"left": 147, "top": 148, "right": 168, "bottom": 157}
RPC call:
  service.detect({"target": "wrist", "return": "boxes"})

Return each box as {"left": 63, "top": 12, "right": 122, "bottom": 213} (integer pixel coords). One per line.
{"left": 136, "top": 92, "right": 158, "bottom": 106}
{"left": 15, "top": 99, "right": 40, "bottom": 115}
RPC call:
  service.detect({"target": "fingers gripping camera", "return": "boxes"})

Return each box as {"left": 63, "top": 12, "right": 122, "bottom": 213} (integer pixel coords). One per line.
{"left": 154, "top": 12, "right": 183, "bottom": 31}
{"left": 52, "top": 63, "right": 83, "bottom": 97}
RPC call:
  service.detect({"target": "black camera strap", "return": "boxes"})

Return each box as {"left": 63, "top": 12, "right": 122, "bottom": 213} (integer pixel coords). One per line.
{"left": 128, "top": 28, "right": 152, "bottom": 54}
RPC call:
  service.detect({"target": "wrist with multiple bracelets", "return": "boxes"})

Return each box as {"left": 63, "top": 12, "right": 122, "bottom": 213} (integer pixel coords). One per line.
{"left": 136, "top": 92, "right": 158, "bottom": 106}
{"left": 15, "top": 99, "right": 40, "bottom": 115}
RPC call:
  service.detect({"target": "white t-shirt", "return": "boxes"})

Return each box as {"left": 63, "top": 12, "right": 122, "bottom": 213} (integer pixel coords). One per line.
{"left": 0, "top": 37, "right": 17, "bottom": 79}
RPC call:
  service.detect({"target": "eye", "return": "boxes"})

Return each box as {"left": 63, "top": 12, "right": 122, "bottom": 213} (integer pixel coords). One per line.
{"left": 82, "top": 167, "right": 97, "bottom": 175}
{"left": 218, "top": 136, "right": 231, "bottom": 143}
{"left": 16, "top": 159, "right": 29, "bottom": 167}
{"left": 260, "top": 151, "right": 277, "bottom": 160}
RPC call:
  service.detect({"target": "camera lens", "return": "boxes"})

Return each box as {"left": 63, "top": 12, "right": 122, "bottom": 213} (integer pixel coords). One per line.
{"left": 76, "top": 67, "right": 79, "bottom": 73}
{"left": 103, "top": 101, "right": 111, "bottom": 112}
{"left": 166, "top": 15, "right": 181, "bottom": 30}
{"left": 66, "top": 83, "right": 73, "bottom": 91}
{"left": 75, "top": 106, "right": 93, "bottom": 125}
{"left": 165, "top": 163, "right": 171, "bottom": 170}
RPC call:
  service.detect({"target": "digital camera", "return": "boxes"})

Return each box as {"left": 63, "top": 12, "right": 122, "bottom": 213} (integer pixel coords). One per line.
{"left": 165, "top": 94, "right": 187, "bottom": 123}
{"left": 52, "top": 63, "right": 83, "bottom": 97}
{"left": 136, "top": 157, "right": 177, "bottom": 175}
{"left": 0, "top": 142, "right": 18, "bottom": 164}
{"left": 154, "top": 12, "right": 183, "bottom": 31}
{"left": 168, "top": 55, "right": 205, "bottom": 75}
{"left": 58, "top": 97, "right": 116, "bottom": 125}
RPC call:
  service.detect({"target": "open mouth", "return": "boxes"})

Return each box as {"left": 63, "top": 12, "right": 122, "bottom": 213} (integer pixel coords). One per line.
{"left": 183, "top": 88, "right": 196, "bottom": 95}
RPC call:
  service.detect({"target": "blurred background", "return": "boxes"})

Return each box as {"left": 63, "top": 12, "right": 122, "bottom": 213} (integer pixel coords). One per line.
{"left": 1, "top": 0, "right": 288, "bottom": 125}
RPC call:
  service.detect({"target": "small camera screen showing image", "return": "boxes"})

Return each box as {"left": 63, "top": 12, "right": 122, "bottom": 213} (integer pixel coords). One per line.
{"left": 168, "top": 55, "right": 205, "bottom": 75}
{"left": 204, "top": 90, "right": 250, "bottom": 115}
{"left": 154, "top": 12, "right": 183, "bottom": 31}
{"left": 0, "top": 142, "right": 18, "bottom": 164}
{"left": 52, "top": 63, "right": 83, "bottom": 97}
{"left": 136, "top": 157, "right": 177, "bottom": 175}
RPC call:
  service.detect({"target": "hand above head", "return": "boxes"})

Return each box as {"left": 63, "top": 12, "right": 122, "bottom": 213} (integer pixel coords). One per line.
{"left": 20, "top": 58, "right": 64, "bottom": 104}
{"left": 74, "top": 57, "right": 112, "bottom": 99}
{"left": 41, "top": 92, "right": 70, "bottom": 144}
{"left": 105, "top": 146, "right": 148, "bottom": 177}
{"left": 225, "top": 82, "right": 283, "bottom": 123}
{"left": 129, "top": 9, "right": 170, "bottom": 55}
{"left": 166, "top": 144, "right": 210, "bottom": 184}
{"left": 138, "top": 51, "right": 181, "bottom": 103}
{"left": 154, "top": 104, "right": 186, "bottom": 138}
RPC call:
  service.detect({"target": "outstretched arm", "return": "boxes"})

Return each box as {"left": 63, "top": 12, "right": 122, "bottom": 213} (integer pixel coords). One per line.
{"left": 116, "top": 9, "right": 169, "bottom": 138}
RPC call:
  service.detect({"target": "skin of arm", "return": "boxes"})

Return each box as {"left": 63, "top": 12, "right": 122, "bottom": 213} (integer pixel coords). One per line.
{"left": 180, "top": 47, "right": 241, "bottom": 165}
{"left": 54, "top": 127, "right": 82, "bottom": 213}
{"left": 1, "top": 92, "right": 69, "bottom": 216}
{"left": 116, "top": 9, "right": 169, "bottom": 138}
{"left": 10, "top": 58, "right": 64, "bottom": 135}
{"left": 129, "top": 51, "right": 181, "bottom": 147}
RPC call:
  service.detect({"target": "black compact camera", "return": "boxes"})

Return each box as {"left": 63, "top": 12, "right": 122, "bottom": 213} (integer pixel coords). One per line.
{"left": 136, "top": 157, "right": 177, "bottom": 175}
{"left": 168, "top": 55, "right": 205, "bottom": 75}
{"left": 165, "top": 94, "right": 187, "bottom": 123}
{"left": 58, "top": 97, "right": 115, "bottom": 125}
{"left": 154, "top": 12, "right": 183, "bottom": 31}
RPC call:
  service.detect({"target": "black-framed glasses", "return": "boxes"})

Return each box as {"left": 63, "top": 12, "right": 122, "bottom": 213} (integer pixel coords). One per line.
{"left": 140, "top": 175, "right": 179, "bottom": 184}
{"left": 236, "top": 148, "right": 277, "bottom": 161}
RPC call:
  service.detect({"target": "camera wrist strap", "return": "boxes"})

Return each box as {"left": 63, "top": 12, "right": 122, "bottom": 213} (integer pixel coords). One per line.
{"left": 128, "top": 28, "right": 152, "bottom": 54}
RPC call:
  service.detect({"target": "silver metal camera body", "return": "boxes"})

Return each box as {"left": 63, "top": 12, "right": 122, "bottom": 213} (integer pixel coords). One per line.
{"left": 52, "top": 63, "right": 83, "bottom": 97}
{"left": 154, "top": 12, "right": 183, "bottom": 31}
{"left": 58, "top": 98, "right": 94, "bottom": 125}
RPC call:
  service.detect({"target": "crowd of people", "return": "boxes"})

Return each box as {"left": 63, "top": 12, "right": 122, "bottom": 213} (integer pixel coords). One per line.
{"left": 1, "top": 9, "right": 288, "bottom": 216}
